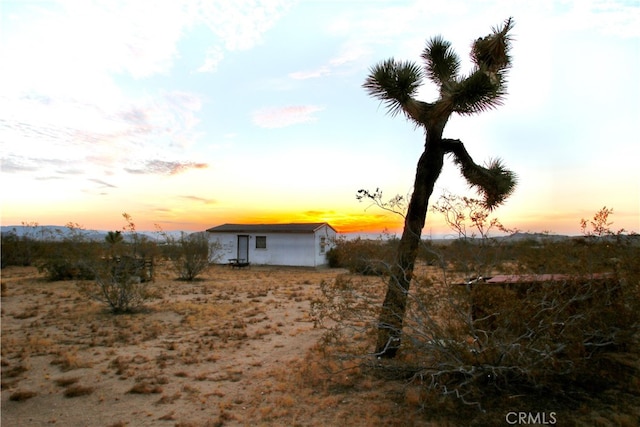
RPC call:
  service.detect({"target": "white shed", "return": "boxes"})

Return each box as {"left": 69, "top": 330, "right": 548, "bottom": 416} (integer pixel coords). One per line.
{"left": 205, "top": 222, "right": 337, "bottom": 267}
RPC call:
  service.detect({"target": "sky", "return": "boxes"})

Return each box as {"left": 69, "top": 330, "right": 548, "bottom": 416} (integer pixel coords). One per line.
{"left": 1, "top": 0, "right": 639, "bottom": 237}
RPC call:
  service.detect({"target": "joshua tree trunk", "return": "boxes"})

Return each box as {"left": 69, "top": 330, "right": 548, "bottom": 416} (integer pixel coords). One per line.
{"left": 376, "top": 125, "right": 446, "bottom": 358}
{"left": 365, "top": 18, "right": 517, "bottom": 359}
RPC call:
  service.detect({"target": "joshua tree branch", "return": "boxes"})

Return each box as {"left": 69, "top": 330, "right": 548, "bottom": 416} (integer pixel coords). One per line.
{"left": 442, "top": 138, "right": 517, "bottom": 210}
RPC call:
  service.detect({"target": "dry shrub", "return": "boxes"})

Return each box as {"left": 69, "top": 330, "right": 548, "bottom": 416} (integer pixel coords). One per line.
{"left": 51, "top": 351, "right": 91, "bottom": 372}
{"left": 158, "top": 411, "right": 176, "bottom": 421}
{"left": 79, "top": 256, "right": 155, "bottom": 314}
{"left": 3, "top": 363, "right": 29, "bottom": 378}
{"left": 64, "top": 384, "right": 95, "bottom": 398}
{"left": 311, "top": 233, "right": 640, "bottom": 423}
{"left": 156, "top": 392, "right": 181, "bottom": 405}
{"left": 54, "top": 376, "right": 80, "bottom": 387}
{"left": 9, "top": 390, "right": 37, "bottom": 401}
{"left": 326, "top": 236, "right": 397, "bottom": 275}
{"left": 128, "top": 381, "right": 163, "bottom": 394}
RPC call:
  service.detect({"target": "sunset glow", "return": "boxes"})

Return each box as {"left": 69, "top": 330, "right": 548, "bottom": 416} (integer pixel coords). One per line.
{"left": 1, "top": 1, "right": 639, "bottom": 237}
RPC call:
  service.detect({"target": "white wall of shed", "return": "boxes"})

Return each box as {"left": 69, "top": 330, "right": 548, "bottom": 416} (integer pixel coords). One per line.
{"left": 207, "top": 226, "right": 337, "bottom": 267}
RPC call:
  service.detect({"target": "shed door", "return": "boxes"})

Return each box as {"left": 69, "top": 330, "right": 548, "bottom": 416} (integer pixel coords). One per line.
{"left": 237, "top": 235, "right": 249, "bottom": 262}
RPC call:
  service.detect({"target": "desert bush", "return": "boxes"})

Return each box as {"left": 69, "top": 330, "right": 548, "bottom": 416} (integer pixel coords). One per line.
{"left": 311, "top": 206, "right": 640, "bottom": 419}
{"left": 430, "top": 193, "right": 514, "bottom": 278}
{"left": 1, "top": 233, "right": 36, "bottom": 268}
{"left": 82, "top": 256, "right": 154, "bottom": 313}
{"left": 162, "top": 232, "right": 221, "bottom": 281}
{"left": 326, "top": 236, "right": 397, "bottom": 275}
{"left": 78, "top": 214, "right": 158, "bottom": 313}
{"left": 36, "top": 224, "right": 100, "bottom": 281}
{"left": 1, "top": 222, "right": 46, "bottom": 268}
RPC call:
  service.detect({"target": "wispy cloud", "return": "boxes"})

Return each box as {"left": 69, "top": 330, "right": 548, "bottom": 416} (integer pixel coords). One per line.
{"left": 88, "top": 178, "right": 117, "bottom": 189}
{"left": 289, "top": 67, "right": 332, "bottom": 80}
{"left": 196, "top": 47, "right": 225, "bottom": 73}
{"left": 1, "top": 0, "right": 289, "bottom": 180}
{"left": 0, "top": 155, "right": 85, "bottom": 175}
{"left": 0, "top": 156, "right": 38, "bottom": 173}
{"left": 289, "top": 42, "right": 372, "bottom": 80}
{"left": 180, "top": 195, "right": 217, "bottom": 204}
{"left": 196, "top": 0, "right": 295, "bottom": 72}
{"left": 252, "top": 105, "right": 324, "bottom": 128}
{"left": 558, "top": 0, "right": 640, "bottom": 37}
{"left": 125, "top": 160, "right": 208, "bottom": 176}
{"left": 0, "top": 89, "right": 205, "bottom": 179}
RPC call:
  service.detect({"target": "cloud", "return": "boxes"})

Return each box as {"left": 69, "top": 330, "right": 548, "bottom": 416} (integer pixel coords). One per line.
{"left": 197, "top": 47, "right": 225, "bottom": 73}
{"left": 125, "top": 160, "right": 208, "bottom": 176}
{"left": 0, "top": 156, "right": 38, "bottom": 173}
{"left": 198, "top": 0, "right": 295, "bottom": 50}
{"left": 252, "top": 105, "right": 325, "bottom": 128}
{"left": 559, "top": 0, "right": 640, "bottom": 38}
{"left": 289, "top": 42, "right": 373, "bottom": 80}
{"left": 193, "top": 0, "right": 295, "bottom": 73}
{"left": 0, "top": 155, "right": 84, "bottom": 175}
{"left": 1, "top": 88, "right": 205, "bottom": 179}
{"left": 289, "top": 66, "right": 331, "bottom": 80}
{"left": 180, "top": 195, "right": 217, "bottom": 204}
{"left": 88, "top": 178, "right": 117, "bottom": 189}
{"left": 1, "top": 0, "right": 290, "bottom": 175}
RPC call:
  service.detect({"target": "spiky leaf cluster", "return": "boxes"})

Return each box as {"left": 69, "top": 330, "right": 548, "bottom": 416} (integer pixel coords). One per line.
{"left": 363, "top": 59, "right": 424, "bottom": 119}
{"left": 363, "top": 18, "right": 514, "bottom": 123}
{"left": 459, "top": 158, "right": 517, "bottom": 210}
{"left": 472, "top": 17, "right": 514, "bottom": 72}
{"left": 422, "top": 36, "right": 460, "bottom": 88}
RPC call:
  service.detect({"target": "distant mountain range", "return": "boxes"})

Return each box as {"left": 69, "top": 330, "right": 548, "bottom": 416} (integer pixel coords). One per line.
{"left": 0, "top": 225, "right": 188, "bottom": 242}
{"left": 3, "top": 225, "right": 636, "bottom": 245}
{"left": 2, "top": 225, "right": 571, "bottom": 242}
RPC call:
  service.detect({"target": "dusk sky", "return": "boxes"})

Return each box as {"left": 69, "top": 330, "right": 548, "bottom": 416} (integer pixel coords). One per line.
{"left": 1, "top": 0, "right": 639, "bottom": 236}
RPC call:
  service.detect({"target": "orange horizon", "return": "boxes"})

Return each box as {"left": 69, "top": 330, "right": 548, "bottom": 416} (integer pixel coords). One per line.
{"left": 3, "top": 192, "right": 638, "bottom": 237}
{"left": 4, "top": 208, "right": 636, "bottom": 237}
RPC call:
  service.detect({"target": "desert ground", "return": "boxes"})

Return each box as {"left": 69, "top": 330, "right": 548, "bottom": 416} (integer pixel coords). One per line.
{"left": 3, "top": 262, "right": 639, "bottom": 426}
{"left": 1, "top": 264, "right": 434, "bottom": 427}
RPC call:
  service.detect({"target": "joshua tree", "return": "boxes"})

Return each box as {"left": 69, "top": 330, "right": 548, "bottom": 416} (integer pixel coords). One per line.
{"left": 105, "top": 230, "right": 124, "bottom": 246}
{"left": 363, "top": 18, "right": 517, "bottom": 358}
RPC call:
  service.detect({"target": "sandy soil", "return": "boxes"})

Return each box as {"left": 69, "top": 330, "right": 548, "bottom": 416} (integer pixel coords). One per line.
{"left": 6, "top": 263, "right": 637, "bottom": 426}
{"left": 2, "top": 264, "right": 378, "bottom": 427}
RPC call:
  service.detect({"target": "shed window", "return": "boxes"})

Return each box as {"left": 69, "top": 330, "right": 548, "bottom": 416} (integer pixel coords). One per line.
{"left": 256, "top": 236, "right": 267, "bottom": 249}
{"left": 320, "top": 237, "right": 326, "bottom": 253}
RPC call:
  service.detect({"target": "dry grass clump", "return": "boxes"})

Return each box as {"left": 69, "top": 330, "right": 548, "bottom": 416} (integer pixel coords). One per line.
{"left": 128, "top": 381, "right": 163, "bottom": 394}
{"left": 155, "top": 392, "right": 181, "bottom": 405}
{"left": 64, "top": 384, "right": 95, "bottom": 398}
{"left": 9, "top": 389, "right": 37, "bottom": 401}
{"left": 51, "top": 350, "right": 92, "bottom": 371}
{"left": 54, "top": 376, "right": 80, "bottom": 387}
{"left": 2, "top": 363, "right": 29, "bottom": 378}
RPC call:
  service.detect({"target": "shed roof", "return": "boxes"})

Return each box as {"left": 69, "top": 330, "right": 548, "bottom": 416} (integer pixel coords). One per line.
{"left": 206, "top": 222, "right": 336, "bottom": 234}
